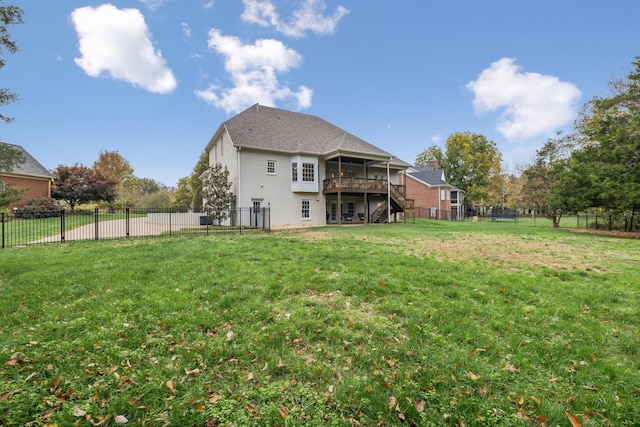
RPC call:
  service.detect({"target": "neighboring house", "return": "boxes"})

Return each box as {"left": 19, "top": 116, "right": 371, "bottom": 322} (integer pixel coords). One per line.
{"left": 400, "top": 161, "right": 464, "bottom": 220}
{"left": 204, "top": 104, "right": 413, "bottom": 227}
{"left": 0, "top": 142, "right": 52, "bottom": 209}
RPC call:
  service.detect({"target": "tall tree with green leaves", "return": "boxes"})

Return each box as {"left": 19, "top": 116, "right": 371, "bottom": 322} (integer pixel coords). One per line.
{"left": 440, "top": 132, "right": 504, "bottom": 208}
{"left": 172, "top": 176, "right": 193, "bottom": 210}
{"left": 0, "top": 1, "right": 23, "bottom": 124}
{"left": 0, "top": 2, "right": 25, "bottom": 208}
{"left": 0, "top": 142, "right": 23, "bottom": 171}
{"left": 520, "top": 134, "right": 573, "bottom": 227}
{"left": 414, "top": 145, "right": 443, "bottom": 167}
{"left": 190, "top": 151, "right": 209, "bottom": 211}
{"left": 564, "top": 56, "right": 640, "bottom": 230}
{"left": 201, "top": 162, "right": 234, "bottom": 225}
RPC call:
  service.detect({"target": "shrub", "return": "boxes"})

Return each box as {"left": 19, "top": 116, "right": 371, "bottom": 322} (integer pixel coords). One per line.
{"left": 15, "top": 197, "right": 61, "bottom": 219}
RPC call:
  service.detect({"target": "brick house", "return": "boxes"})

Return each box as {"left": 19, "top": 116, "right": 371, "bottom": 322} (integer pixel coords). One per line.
{"left": 0, "top": 143, "right": 52, "bottom": 209}
{"left": 399, "top": 161, "right": 464, "bottom": 220}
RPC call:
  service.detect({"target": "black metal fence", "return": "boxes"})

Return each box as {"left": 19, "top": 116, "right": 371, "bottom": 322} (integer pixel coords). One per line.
{"left": 412, "top": 208, "right": 462, "bottom": 221}
{"left": 1, "top": 207, "right": 270, "bottom": 249}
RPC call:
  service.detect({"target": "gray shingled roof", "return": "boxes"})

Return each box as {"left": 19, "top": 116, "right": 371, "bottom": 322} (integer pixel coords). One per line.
{"left": 1, "top": 142, "right": 52, "bottom": 178}
{"left": 406, "top": 165, "right": 450, "bottom": 187}
{"left": 222, "top": 104, "right": 409, "bottom": 166}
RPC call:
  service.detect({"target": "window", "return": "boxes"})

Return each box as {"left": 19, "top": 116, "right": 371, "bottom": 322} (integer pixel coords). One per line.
{"left": 267, "top": 160, "right": 276, "bottom": 175}
{"left": 302, "top": 200, "right": 310, "bottom": 219}
{"left": 440, "top": 189, "right": 446, "bottom": 201}
{"left": 291, "top": 162, "right": 298, "bottom": 182}
{"left": 302, "top": 163, "right": 315, "bottom": 182}
{"left": 347, "top": 202, "right": 355, "bottom": 216}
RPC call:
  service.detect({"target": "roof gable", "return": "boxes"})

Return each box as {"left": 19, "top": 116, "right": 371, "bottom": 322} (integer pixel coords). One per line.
{"left": 0, "top": 143, "right": 52, "bottom": 178}
{"left": 222, "top": 104, "right": 404, "bottom": 164}
{"left": 406, "top": 165, "right": 450, "bottom": 187}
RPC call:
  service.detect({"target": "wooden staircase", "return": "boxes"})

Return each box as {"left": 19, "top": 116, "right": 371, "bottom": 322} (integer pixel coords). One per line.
{"left": 370, "top": 183, "right": 414, "bottom": 223}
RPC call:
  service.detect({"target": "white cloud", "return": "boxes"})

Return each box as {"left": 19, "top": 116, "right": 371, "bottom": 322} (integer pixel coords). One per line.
{"left": 203, "top": 1, "right": 215, "bottom": 9}
{"left": 242, "top": 0, "right": 349, "bottom": 38}
{"left": 195, "top": 29, "right": 312, "bottom": 113}
{"left": 466, "top": 58, "right": 581, "bottom": 140}
{"left": 71, "top": 4, "right": 177, "bottom": 94}
{"left": 182, "top": 22, "right": 191, "bottom": 37}
{"left": 139, "top": 0, "right": 170, "bottom": 10}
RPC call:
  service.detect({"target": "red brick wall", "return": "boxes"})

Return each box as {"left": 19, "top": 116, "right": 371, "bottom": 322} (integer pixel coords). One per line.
{"left": 1, "top": 174, "right": 51, "bottom": 209}
{"left": 401, "top": 173, "right": 451, "bottom": 212}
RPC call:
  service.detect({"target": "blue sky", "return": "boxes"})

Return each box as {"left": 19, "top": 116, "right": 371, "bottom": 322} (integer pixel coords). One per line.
{"left": 3, "top": 0, "right": 640, "bottom": 187}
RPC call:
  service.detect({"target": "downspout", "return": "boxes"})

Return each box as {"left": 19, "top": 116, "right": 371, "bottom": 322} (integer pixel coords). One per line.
{"left": 236, "top": 146, "right": 242, "bottom": 208}
{"left": 363, "top": 160, "right": 368, "bottom": 223}
{"left": 438, "top": 186, "right": 441, "bottom": 220}
{"left": 387, "top": 158, "right": 391, "bottom": 223}
{"left": 338, "top": 156, "right": 342, "bottom": 225}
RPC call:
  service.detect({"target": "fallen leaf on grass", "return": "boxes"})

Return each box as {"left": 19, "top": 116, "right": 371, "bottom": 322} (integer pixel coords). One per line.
{"left": 503, "top": 363, "right": 519, "bottom": 374}
{"left": 166, "top": 379, "right": 175, "bottom": 392}
{"left": 388, "top": 396, "right": 398, "bottom": 410}
{"left": 73, "top": 407, "right": 87, "bottom": 417}
{"left": 414, "top": 400, "right": 425, "bottom": 412}
{"left": 0, "top": 391, "right": 11, "bottom": 402}
{"left": 534, "top": 415, "right": 548, "bottom": 425}
{"left": 466, "top": 371, "right": 481, "bottom": 381}
{"left": 565, "top": 410, "right": 582, "bottom": 427}
{"left": 279, "top": 407, "right": 289, "bottom": 418}
{"left": 114, "top": 415, "right": 128, "bottom": 424}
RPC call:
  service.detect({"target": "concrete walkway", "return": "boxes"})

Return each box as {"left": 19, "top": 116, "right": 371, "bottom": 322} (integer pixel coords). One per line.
{"left": 32, "top": 217, "right": 182, "bottom": 244}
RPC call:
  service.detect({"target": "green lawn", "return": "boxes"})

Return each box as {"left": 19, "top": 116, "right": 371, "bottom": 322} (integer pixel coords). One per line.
{"left": 1, "top": 221, "right": 638, "bottom": 426}
{"left": 1, "top": 212, "right": 146, "bottom": 245}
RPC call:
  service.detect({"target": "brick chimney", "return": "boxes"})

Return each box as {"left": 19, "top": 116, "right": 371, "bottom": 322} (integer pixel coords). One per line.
{"left": 430, "top": 160, "right": 439, "bottom": 170}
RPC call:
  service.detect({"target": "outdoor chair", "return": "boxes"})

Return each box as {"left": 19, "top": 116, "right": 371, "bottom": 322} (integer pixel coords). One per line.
{"left": 357, "top": 213, "right": 365, "bottom": 222}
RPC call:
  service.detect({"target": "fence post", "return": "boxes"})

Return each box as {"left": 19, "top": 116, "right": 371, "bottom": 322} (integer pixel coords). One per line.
{"left": 126, "top": 208, "right": 130, "bottom": 237}
{"left": 169, "top": 209, "right": 172, "bottom": 236}
{"left": 60, "top": 210, "right": 66, "bottom": 243}
{"left": 94, "top": 208, "right": 99, "bottom": 240}
{"left": 2, "top": 212, "right": 5, "bottom": 249}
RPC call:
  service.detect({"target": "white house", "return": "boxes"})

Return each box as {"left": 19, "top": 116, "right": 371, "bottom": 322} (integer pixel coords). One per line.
{"left": 204, "top": 104, "right": 413, "bottom": 227}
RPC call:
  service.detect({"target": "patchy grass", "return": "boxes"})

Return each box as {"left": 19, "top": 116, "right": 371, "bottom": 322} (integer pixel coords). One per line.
{"left": 1, "top": 221, "right": 639, "bottom": 426}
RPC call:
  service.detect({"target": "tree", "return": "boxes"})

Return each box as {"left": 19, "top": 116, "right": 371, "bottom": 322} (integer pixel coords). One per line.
{"left": 201, "top": 162, "right": 234, "bottom": 225}
{"left": 0, "top": 1, "right": 23, "bottom": 124}
{"left": 172, "top": 176, "right": 193, "bottom": 210}
{"left": 414, "top": 145, "right": 443, "bottom": 167}
{"left": 93, "top": 150, "right": 134, "bottom": 195}
{"left": 563, "top": 56, "right": 640, "bottom": 230}
{"left": 0, "top": 142, "right": 24, "bottom": 171}
{"left": 0, "top": 143, "right": 26, "bottom": 208}
{"left": 440, "top": 132, "right": 504, "bottom": 208}
{"left": 0, "top": 178, "right": 23, "bottom": 208}
{"left": 190, "top": 151, "right": 209, "bottom": 211}
{"left": 520, "top": 134, "right": 573, "bottom": 227}
{"left": 52, "top": 164, "right": 118, "bottom": 210}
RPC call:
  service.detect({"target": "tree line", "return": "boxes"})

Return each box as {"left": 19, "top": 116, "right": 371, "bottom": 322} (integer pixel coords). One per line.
{"left": 415, "top": 56, "right": 640, "bottom": 231}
